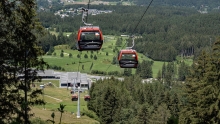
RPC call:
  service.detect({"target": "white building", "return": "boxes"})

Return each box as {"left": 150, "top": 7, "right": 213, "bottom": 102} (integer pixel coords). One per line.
{"left": 59, "top": 72, "right": 91, "bottom": 90}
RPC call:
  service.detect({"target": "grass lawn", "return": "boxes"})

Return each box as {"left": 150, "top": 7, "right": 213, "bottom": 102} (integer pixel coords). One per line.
{"left": 42, "top": 35, "right": 148, "bottom": 74}
{"left": 32, "top": 80, "right": 99, "bottom": 124}
{"left": 42, "top": 34, "right": 194, "bottom": 78}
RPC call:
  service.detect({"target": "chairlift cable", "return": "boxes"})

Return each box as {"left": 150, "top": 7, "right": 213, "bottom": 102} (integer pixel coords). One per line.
{"left": 86, "top": 0, "right": 90, "bottom": 23}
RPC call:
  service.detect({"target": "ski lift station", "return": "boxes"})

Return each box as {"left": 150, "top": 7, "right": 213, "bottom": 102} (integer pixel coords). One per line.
{"left": 36, "top": 70, "right": 92, "bottom": 90}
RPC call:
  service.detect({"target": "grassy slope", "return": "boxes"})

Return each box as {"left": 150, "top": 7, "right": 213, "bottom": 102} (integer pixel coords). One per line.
{"left": 32, "top": 80, "right": 99, "bottom": 124}
{"left": 42, "top": 34, "right": 193, "bottom": 78}
{"left": 42, "top": 35, "right": 149, "bottom": 73}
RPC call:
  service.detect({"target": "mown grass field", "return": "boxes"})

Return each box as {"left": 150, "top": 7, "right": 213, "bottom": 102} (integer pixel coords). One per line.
{"left": 42, "top": 35, "right": 149, "bottom": 73}
{"left": 42, "top": 34, "right": 193, "bottom": 78}
{"left": 32, "top": 80, "right": 99, "bottom": 124}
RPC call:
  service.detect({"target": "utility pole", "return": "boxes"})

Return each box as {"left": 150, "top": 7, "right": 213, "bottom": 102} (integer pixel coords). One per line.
{"left": 77, "top": 83, "right": 81, "bottom": 118}
{"left": 40, "top": 85, "right": 45, "bottom": 109}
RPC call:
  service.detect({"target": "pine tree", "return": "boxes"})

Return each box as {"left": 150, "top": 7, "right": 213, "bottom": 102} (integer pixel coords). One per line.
{"left": 179, "top": 37, "right": 220, "bottom": 123}
{"left": 94, "top": 55, "right": 97, "bottom": 60}
{"left": 0, "top": 1, "right": 48, "bottom": 123}
{"left": 157, "top": 70, "right": 162, "bottom": 82}
{"left": 84, "top": 54, "right": 88, "bottom": 58}
{"left": 60, "top": 52, "right": 64, "bottom": 57}
{"left": 77, "top": 54, "right": 80, "bottom": 58}
{"left": 162, "top": 62, "right": 166, "bottom": 81}
{"left": 150, "top": 103, "right": 171, "bottom": 123}
{"left": 69, "top": 53, "right": 72, "bottom": 58}
{"left": 140, "top": 60, "right": 153, "bottom": 79}
{"left": 137, "top": 103, "right": 151, "bottom": 124}
{"left": 124, "top": 68, "right": 132, "bottom": 76}
{"left": 90, "top": 54, "right": 93, "bottom": 59}
{"left": 178, "top": 61, "right": 189, "bottom": 81}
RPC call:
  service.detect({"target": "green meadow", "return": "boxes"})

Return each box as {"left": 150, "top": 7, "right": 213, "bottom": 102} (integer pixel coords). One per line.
{"left": 32, "top": 80, "right": 99, "bottom": 124}
{"left": 42, "top": 35, "right": 193, "bottom": 78}
{"left": 42, "top": 35, "right": 148, "bottom": 73}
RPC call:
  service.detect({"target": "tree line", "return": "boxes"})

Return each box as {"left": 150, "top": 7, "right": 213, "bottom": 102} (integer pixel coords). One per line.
{"left": 37, "top": 5, "right": 220, "bottom": 61}
{"left": 86, "top": 36, "right": 220, "bottom": 123}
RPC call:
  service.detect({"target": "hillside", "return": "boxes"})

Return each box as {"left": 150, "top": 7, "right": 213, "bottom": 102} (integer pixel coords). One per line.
{"left": 42, "top": 35, "right": 155, "bottom": 74}
{"left": 31, "top": 80, "right": 99, "bottom": 124}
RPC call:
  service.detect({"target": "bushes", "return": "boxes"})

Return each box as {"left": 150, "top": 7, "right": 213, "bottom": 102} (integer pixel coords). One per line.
{"left": 81, "top": 109, "right": 100, "bottom": 122}
{"left": 49, "top": 65, "right": 65, "bottom": 71}
{"left": 31, "top": 118, "right": 48, "bottom": 124}
{"left": 91, "top": 70, "right": 122, "bottom": 77}
{"left": 91, "top": 70, "right": 107, "bottom": 75}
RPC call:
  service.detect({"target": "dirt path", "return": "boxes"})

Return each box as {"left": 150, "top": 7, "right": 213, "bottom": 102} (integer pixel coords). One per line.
{"left": 45, "top": 95, "right": 62, "bottom": 102}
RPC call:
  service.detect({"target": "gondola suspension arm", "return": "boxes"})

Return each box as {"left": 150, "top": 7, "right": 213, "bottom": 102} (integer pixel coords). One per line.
{"left": 126, "top": 35, "right": 135, "bottom": 49}
{"left": 80, "top": 7, "right": 93, "bottom": 26}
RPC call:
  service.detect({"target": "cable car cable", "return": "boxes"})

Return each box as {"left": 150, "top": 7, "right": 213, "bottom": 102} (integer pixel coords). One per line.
{"left": 121, "top": 0, "right": 154, "bottom": 49}
{"left": 86, "top": 0, "right": 90, "bottom": 23}
{"left": 131, "top": 0, "right": 154, "bottom": 36}
{"left": 106, "top": 0, "right": 154, "bottom": 71}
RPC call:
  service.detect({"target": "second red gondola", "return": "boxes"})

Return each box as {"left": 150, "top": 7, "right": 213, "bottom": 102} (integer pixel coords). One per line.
{"left": 76, "top": 26, "right": 104, "bottom": 51}
{"left": 118, "top": 49, "right": 138, "bottom": 68}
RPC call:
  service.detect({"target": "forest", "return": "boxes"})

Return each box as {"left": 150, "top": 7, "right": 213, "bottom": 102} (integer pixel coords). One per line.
{"left": 85, "top": 37, "right": 220, "bottom": 124}
{"left": 37, "top": 4, "right": 220, "bottom": 61}
{"left": 132, "top": 0, "right": 220, "bottom": 8}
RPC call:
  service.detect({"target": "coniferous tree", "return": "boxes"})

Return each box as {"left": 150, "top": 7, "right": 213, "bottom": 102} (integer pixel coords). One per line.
{"left": 150, "top": 103, "right": 171, "bottom": 124}
{"left": 137, "top": 103, "right": 151, "bottom": 124}
{"left": 179, "top": 37, "right": 220, "bottom": 123}
{"left": 179, "top": 51, "right": 212, "bottom": 123}
{"left": 94, "top": 55, "right": 97, "bottom": 60}
{"left": 164, "top": 62, "right": 174, "bottom": 87}
{"left": 178, "top": 61, "right": 189, "bottom": 81}
{"left": 69, "top": 53, "right": 72, "bottom": 58}
{"left": 123, "top": 68, "right": 132, "bottom": 77}
{"left": 100, "top": 86, "right": 119, "bottom": 124}
{"left": 84, "top": 54, "right": 88, "bottom": 58}
{"left": 162, "top": 62, "right": 166, "bottom": 81}
{"left": 135, "top": 63, "right": 141, "bottom": 75}
{"left": 90, "top": 54, "right": 93, "bottom": 59}
{"left": 77, "top": 54, "right": 80, "bottom": 58}
{"left": 0, "top": 1, "right": 48, "bottom": 123}
{"left": 157, "top": 70, "right": 162, "bottom": 82}
{"left": 60, "top": 52, "right": 64, "bottom": 57}
{"left": 140, "top": 60, "right": 153, "bottom": 79}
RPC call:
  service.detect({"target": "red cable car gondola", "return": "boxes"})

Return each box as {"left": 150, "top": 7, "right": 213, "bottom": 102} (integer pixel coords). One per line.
{"left": 76, "top": 26, "right": 103, "bottom": 51}
{"left": 84, "top": 95, "right": 90, "bottom": 101}
{"left": 118, "top": 49, "right": 138, "bottom": 68}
